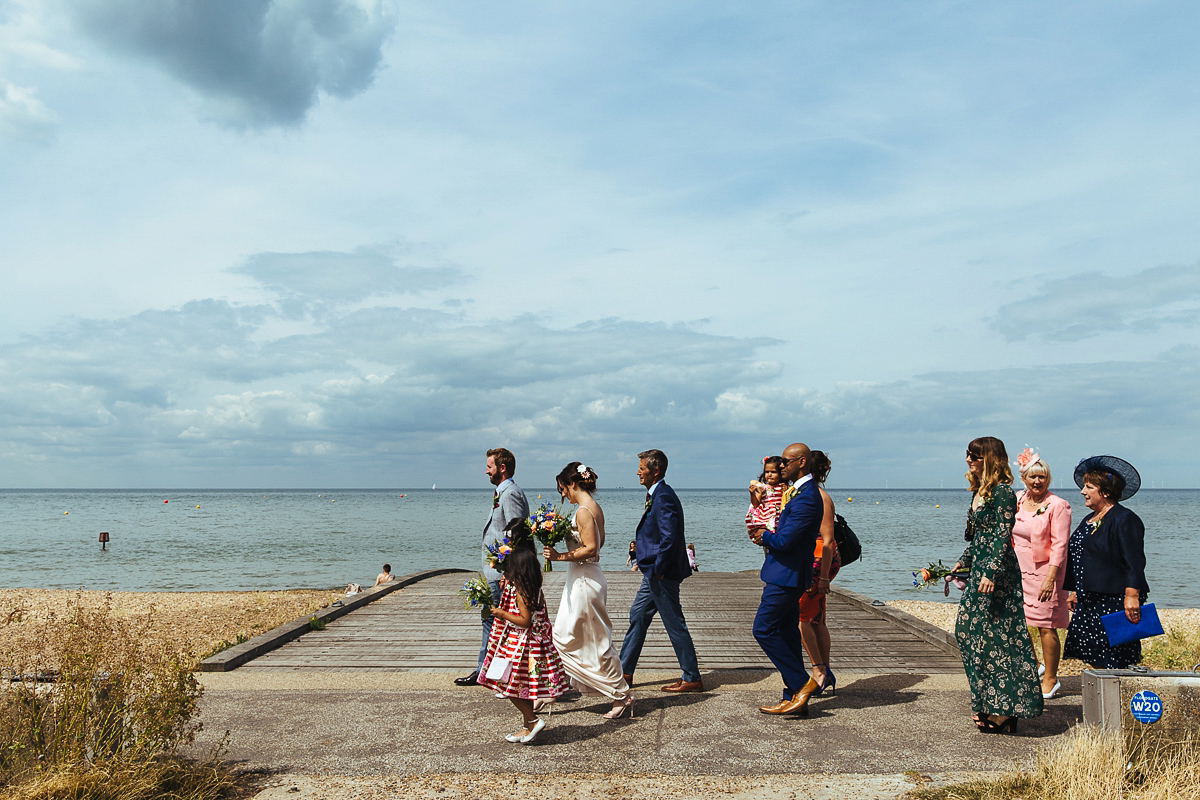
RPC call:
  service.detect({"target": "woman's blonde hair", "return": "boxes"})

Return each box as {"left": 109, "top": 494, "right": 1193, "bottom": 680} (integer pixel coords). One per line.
{"left": 1021, "top": 459, "right": 1052, "bottom": 484}
{"left": 966, "top": 436, "right": 1013, "bottom": 500}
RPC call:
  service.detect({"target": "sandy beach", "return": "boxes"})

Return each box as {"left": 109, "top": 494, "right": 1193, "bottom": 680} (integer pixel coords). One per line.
{"left": 0, "top": 588, "right": 340, "bottom": 663}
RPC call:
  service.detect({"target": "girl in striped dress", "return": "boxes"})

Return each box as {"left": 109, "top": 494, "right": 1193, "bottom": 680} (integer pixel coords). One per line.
{"left": 746, "top": 456, "right": 786, "bottom": 536}
{"left": 478, "top": 542, "right": 570, "bottom": 743}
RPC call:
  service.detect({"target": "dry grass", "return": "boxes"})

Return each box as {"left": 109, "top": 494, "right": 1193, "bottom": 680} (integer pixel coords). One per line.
{"left": 1, "top": 759, "right": 238, "bottom": 800}
{"left": 0, "top": 589, "right": 339, "bottom": 668}
{"left": 908, "top": 727, "right": 1200, "bottom": 800}
{"left": 0, "top": 595, "right": 240, "bottom": 800}
{"left": 1143, "top": 626, "right": 1200, "bottom": 671}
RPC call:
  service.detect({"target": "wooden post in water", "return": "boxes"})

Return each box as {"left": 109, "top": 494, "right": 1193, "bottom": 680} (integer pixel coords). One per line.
{"left": 99, "top": 531, "right": 110, "bottom": 550}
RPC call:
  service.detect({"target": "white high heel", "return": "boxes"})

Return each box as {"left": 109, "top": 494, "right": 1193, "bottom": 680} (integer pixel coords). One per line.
{"left": 1042, "top": 680, "right": 1062, "bottom": 700}
{"left": 603, "top": 694, "right": 635, "bottom": 720}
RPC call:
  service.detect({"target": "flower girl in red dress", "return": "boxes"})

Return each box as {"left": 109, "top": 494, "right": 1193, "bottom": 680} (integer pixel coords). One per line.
{"left": 478, "top": 541, "right": 569, "bottom": 743}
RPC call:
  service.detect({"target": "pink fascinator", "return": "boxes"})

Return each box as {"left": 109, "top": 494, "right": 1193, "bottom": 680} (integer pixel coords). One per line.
{"left": 1015, "top": 447, "right": 1041, "bottom": 473}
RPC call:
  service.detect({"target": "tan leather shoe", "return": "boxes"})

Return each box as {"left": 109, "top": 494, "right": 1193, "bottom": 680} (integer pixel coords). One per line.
{"left": 760, "top": 677, "right": 819, "bottom": 715}
{"left": 661, "top": 679, "right": 704, "bottom": 693}
{"left": 759, "top": 699, "right": 791, "bottom": 714}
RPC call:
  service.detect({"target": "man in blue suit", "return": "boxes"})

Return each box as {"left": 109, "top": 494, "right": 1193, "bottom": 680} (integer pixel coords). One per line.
{"left": 619, "top": 449, "right": 703, "bottom": 692}
{"left": 750, "top": 442, "right": 823, "bottom": 714}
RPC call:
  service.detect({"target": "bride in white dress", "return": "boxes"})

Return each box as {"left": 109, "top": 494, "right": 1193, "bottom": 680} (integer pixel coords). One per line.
{"left": 542, "top": 462, "right": 634, "bottom": 719}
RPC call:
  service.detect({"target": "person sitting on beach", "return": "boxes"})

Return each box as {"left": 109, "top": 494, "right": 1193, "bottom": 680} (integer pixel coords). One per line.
{"left": 374, "top": 564, "right": 395, "bottom": 586}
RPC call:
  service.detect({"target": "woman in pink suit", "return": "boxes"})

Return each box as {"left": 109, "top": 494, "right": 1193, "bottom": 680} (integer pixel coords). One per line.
{"left": 1011, "top": 450, "right": 1071, "bottom": 699}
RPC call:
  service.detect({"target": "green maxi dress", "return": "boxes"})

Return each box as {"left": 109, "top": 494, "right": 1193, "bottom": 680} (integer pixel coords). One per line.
{"left": 954, "top": 484, "right": 1044, "bottom": 719}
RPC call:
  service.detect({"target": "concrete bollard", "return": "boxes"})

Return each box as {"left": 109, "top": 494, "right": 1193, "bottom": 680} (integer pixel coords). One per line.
{"left": 1083, "top": 668, "right": 1200, "bottom": 751}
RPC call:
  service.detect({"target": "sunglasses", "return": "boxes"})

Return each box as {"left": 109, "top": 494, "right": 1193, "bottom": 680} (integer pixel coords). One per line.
{"left": 966, "top": 451, "right": 984, "bottom": 461}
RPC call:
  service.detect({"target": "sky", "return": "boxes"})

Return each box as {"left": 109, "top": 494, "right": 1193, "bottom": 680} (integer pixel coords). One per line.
{"left": 2, "top": 0, "right": 1199, "bottom": 489}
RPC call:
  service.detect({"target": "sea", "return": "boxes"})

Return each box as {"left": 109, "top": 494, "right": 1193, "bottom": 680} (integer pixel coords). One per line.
{"left": 2, "top": 489, "right": 1196, "bottom": 606}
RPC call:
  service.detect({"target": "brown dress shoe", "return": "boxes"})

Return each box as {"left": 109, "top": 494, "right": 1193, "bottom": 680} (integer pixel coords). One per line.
{"left": 760, "top": 693, "right": 810, "bottom": 716}
{"left": 623, "top": 673, "right": 634, "bottom": 688}
{"left": 760, "top": 677, "right": 820, "bottom": 715}
{"left": 759, "top": 699, "right": 791, "bottom": 714}
{"left": 661, "top": 679, "right": 704, "bottom": 693}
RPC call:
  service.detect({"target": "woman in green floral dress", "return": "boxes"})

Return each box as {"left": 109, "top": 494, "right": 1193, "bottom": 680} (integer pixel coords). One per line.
{"left": 954, "top": 437, "right": 1043, "bottom": 734}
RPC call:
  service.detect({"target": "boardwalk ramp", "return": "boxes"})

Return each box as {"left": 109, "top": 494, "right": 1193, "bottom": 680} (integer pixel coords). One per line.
{"left": 215, "top": 570, "right": 962, "bottom": 674}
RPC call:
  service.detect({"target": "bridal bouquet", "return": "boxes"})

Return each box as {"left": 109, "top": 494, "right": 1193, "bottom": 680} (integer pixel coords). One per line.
{"left": 459, "top": 573, "right": 495, "bottom": 616}
{"left": 526, "top": 502, "right": 572, "bottom": 571}
{"left": 910, "top": 560, "right": 966, "bottom": 590}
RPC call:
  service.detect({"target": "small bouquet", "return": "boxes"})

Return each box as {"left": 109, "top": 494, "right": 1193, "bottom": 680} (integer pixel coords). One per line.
{"left": 910, "top": 560, "right": 967, "bottom": 592}
{"left": 485, "top": 536, "right": 514, "bottom": 571}
{"left": 459, "top": 573, "right": 494, "bottom": 616}
{"left": 526, "top": 502, "right": 573, "bottom": 571}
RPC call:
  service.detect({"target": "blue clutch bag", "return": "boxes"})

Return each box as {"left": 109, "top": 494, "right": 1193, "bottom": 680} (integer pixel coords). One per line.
{"left": 1101, "top": 602, "right": 1164, "bottom": 647}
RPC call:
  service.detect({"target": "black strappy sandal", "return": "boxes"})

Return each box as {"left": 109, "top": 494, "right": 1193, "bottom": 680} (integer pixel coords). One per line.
{"left": 979, "top": 715, "right": 1018, "bottom": 734}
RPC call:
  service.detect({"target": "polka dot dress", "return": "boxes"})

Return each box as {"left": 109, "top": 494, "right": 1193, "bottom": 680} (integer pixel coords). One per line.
{"left": 1063, "top": 518, "right": 1142, "bottom": 668}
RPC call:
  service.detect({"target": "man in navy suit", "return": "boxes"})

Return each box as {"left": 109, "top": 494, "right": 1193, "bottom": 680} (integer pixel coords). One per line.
{"left": 619, "top": 449, "right": 703, "bottom": 692}
{"left": 749, "top": 442, "right": 823, "bottom": 714}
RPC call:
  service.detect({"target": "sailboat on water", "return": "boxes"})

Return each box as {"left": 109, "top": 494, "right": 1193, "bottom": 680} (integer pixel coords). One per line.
{"left": 432, "top": 483, "right": 436, "bottom": 490}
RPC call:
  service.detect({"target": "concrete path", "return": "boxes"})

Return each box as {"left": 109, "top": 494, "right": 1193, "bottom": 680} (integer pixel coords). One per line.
{"left": 193, "top": 571, "right": 1076, "bottom": 798}
{"left": 195, "top": 670, "right": 1081, "bottom": 798}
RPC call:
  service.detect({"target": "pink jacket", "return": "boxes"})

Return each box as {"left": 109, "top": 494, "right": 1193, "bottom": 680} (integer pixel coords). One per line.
{"left": 1016, "top": 490, "right": 1072, "bottom": 567}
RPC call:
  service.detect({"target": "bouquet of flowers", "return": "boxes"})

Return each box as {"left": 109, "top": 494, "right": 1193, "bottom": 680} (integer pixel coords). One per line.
{"left": 526, "top": 501, "right": 573, "bottom": 571}
{"left": 459, "top": 573, "right": 495, "bottom": 616}
{"left": 485, "top": 536, "right": 514, "bottom": 572}
{"left": 910, "top": 560, "right": 968, "bottom": 591}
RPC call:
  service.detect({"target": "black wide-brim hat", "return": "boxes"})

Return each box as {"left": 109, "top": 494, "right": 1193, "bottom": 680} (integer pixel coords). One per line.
{"left": 1073, "top": 455, "right": 1140, "bottom": 501}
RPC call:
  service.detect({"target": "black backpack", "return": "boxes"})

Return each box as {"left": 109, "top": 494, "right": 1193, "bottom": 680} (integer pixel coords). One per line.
{"left": 833, "top": 514, "right": 861, "bottom": 565}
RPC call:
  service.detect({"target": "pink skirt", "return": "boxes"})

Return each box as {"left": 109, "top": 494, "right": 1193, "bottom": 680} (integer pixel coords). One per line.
{"left": 1013, "top": 542, "right": 1069, "bottom": 628}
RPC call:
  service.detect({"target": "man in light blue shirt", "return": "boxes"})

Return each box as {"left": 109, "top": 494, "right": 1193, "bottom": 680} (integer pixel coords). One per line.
{"left": 455, "top": 447, "right": 530, "bottom": 686}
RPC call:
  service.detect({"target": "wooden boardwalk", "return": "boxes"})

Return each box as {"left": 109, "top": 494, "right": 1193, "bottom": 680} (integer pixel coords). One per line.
{"left": 240, "top": 570, "right": 963, "bottom": 674}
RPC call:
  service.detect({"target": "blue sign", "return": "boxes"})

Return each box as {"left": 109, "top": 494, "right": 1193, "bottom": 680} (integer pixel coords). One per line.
{"left": 1130, "top": 690, "right": 1164, "bottom": 724}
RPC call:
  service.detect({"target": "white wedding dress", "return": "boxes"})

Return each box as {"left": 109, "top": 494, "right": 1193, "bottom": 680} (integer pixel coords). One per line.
{"left": 552, "top": 507, "right": 631, "bottom": 701}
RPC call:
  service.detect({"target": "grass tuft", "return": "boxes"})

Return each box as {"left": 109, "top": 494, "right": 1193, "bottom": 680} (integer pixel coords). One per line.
{"left": 907, "top": 726, "right": 1200, "bottom": 800}
{"left": 0, "top": 593, "right": 236, "bottom": 799}
{"left": 1143, "top": 626, "right": 1200, "bottom": 671}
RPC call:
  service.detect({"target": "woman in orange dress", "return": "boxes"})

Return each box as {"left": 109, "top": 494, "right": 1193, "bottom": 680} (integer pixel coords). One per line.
{"left": 1011, "top": 450, "right": 1071, "bottom": 699}
{"left": 798, "top": 451, "right": 840, "bottom": 696}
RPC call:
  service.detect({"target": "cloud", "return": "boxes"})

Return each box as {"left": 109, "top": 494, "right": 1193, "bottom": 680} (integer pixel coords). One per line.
{"left": 0, "top": 79, "right": 56, "bottom": 143}
{"left": 4, "top": 260, "right": 1198, "bottom": 487}
{"left": 0, "top": 267, "right": 789, "bottom": 485}
{"left": 230, "top": 248, "right": 466, "bottom": 304}
{"left": 991, "top": 262, "right": 1200, "bottom": 342}
{"left": 70, "top": 0, "right": 397, "bottom": 127}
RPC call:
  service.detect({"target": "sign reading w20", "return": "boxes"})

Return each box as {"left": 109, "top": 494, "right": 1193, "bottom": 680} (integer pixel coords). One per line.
{"left": 1129, "top": 690, "right": 1164, "bottom": 724}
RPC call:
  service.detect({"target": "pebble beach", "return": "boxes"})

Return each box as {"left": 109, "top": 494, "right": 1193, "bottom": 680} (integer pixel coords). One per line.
{"left": 0, "top": 588, "right": 340, "bottom": 663}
